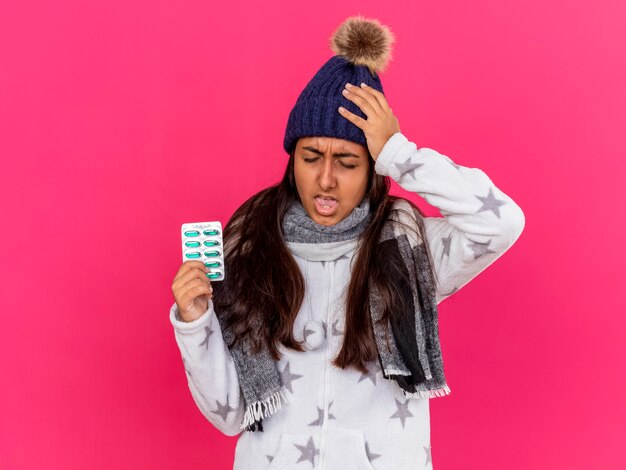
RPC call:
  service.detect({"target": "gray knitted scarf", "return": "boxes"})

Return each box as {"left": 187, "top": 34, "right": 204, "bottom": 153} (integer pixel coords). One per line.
{"left": 217, "top": 197, "right": 450, "bottom": 432}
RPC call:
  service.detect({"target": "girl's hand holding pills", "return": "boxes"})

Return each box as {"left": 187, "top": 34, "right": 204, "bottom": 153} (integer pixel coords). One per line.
{"left": 171, "top": 260, "right": 213, "bottom": 322}
{"left": 338, "top": 82, "right": 401, "bottom": 161}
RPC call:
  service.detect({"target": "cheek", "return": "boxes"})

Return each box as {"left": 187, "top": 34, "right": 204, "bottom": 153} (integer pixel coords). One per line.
{"left": 347, "top": 168, "right": 369, "bottom": 196}
{"left": 293, "top": 161, "right": 311, "bottom": 194}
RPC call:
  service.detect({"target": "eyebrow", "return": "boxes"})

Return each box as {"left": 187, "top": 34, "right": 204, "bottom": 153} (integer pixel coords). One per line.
{"left": 301, "top": 146, "right": 361, "bottom": 158}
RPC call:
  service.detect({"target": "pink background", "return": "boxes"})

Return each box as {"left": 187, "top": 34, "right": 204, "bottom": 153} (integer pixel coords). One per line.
{"left": 1, "top": 1, "right": 625, "bottom": 469}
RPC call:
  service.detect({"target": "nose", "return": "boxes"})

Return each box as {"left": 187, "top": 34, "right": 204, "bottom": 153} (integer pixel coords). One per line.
{"left": 318, "top": 157, "right": 337, "bottom": 191}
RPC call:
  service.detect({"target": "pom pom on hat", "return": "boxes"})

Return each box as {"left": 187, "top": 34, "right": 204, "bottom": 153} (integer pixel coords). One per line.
{"left": 329, "top": 15, "right": 396, "bottom": 77}
{"left": 283, "top": 15, "right": 396, "bottom": 154}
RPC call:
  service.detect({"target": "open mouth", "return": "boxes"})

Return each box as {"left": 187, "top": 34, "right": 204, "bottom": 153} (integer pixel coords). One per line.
{"left": 314, "top": 195, "right": 338, "bottom": 216}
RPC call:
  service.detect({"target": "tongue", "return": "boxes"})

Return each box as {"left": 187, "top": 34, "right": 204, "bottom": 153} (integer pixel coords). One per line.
{"left": 315, "top": 197, "right": 338, "bottom": 209}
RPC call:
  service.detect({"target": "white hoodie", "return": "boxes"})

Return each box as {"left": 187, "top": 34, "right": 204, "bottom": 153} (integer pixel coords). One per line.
{"left": 168, "top": 132, "right": 525, "bottom": 470}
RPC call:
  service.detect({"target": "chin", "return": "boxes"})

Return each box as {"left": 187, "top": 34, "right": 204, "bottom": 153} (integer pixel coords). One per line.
{"left": 304, "top": 206, "right": 337, "bottom": 226}
{"left": 315, "top": 217, "right": 337, "bottom": 227}
{"left": 313, "top": 212, "right": 346, "bottom": 227}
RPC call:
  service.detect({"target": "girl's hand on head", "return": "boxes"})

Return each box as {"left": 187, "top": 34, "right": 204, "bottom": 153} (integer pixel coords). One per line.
{"left": 171, "top": 260, "right": 213, "bottom": 322}
{"left": 338, "top": 82, "right": 401, "bottom": 161}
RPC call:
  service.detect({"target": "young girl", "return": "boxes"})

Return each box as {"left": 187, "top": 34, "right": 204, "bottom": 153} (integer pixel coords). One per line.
{"left": 169, "top": 16, "right": 524, "bottom": 470}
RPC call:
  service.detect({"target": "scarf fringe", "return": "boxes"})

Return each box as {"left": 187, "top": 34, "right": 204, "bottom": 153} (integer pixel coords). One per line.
{"left": 384, "top": 367, "right": 412, "bottom": 376}
{"left": 240, "top": 389, "right": 289, "bottom": 430}
{"left": 402, "top": 383, "right": 451, "bottom": 399}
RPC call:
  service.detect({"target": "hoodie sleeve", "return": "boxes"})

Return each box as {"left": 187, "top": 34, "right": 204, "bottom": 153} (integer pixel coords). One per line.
{"left": 374, "top": 131, "right": 525, "bottom": 304}
{"left": 169, "top": 300, "right": 245, "bottom": 436}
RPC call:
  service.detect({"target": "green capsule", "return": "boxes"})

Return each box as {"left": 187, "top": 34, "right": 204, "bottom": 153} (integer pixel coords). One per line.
{"left": 208, "top": 271, "right": 222, "bottom": 279}
{"left": 185, "top": 241, "right": 201, "bottom": 247}
{"left": 204, "top": 250, "right": 220, "bottom": 257}
{"left": 184, "top": 230, "right": 200, "bottom": 237}
{"left": 205, "top": 261, "right": 221, "bottom": 268}
{"left": 185, "top": 252, "right": 201, "bottom": 259}
{"left": 203, "top": 240, "right": 220, "bottom": 247}
{"left": 203, "top": 229, "right": 220, "bottom": 236}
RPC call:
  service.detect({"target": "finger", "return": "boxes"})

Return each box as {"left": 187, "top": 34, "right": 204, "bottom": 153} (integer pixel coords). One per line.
{"left": 338, "top": 106, "right": 368, "bottom": 130}
{"left": 342, "top": 84, "right": 382, "bottom": 117}
{"left": 173, "top": 269, "right": 209, "bottom": 300}
{"left": 180, "top": 278, "right": 212, "bottom": 299}
{"left": 175, "top": 267, "right": 212, "bottom": 292}
{"left": 173, "top": 260, "right": 207, "bottom": 284}
{"left": 359, "top": 83, "right": 392, "bottom": 113}
{"left": 179, "top": 280, "right": 213, "bottom": 306}
{"left": 173, "top": 266, "right": 211, "bottom": 295}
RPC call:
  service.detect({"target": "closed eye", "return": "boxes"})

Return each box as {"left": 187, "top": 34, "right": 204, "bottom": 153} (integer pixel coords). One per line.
{"left": 303, "top": 157, "right": 358, "bottom": 169}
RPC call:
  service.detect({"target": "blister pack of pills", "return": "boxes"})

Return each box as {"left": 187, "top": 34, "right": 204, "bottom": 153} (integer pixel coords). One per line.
{"left": 181, "top": 221, "right": 225, "bottom": 281}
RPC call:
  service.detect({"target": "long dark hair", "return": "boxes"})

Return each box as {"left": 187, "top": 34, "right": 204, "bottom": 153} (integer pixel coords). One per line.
{"left": 212, "top": 147, "right": 435, "bottom": 374}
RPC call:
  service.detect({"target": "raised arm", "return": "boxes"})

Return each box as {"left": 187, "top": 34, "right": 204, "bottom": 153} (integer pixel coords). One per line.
{"left": 374, "top": 132, "right": 525, "bottom": 304}
{"left": 169, "top": 300, "right": 245, "bottom": 436}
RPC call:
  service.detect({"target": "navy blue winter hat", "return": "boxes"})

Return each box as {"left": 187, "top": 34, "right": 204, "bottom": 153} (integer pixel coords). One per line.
{"left": 283, "top": 15, "right": 396, "bottom": 155}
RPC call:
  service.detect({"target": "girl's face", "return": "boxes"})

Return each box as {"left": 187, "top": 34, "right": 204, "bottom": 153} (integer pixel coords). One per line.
{"left": 294, "top": 136, "right": 370, "bottom": 226}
